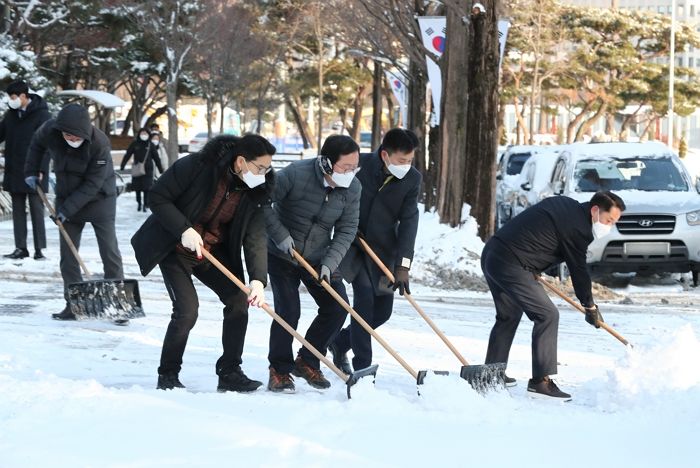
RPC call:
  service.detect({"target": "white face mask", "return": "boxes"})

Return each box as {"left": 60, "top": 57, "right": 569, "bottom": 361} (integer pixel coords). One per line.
{"left": 139, "top": 134, "right": 149, "bottom": 141}
{"left": 331, "top": 170, "right": 357, "bottom": 188}
{"left": 592, "top": 209, "right": 613, "bottom": 239}
{"left": 387, "top": 163, "right": 411, "bottom": 179}
{"left": 241, "top": 161, "right": 266, "bottom": 188}
{"left": 151, "top": 139, "right": 160, "bottom": 145}
{"left": 65, "top": 138, "right": 84, "bottom": 148}
{"left": 8, "top": 98, "right": 21, "bottom": 110}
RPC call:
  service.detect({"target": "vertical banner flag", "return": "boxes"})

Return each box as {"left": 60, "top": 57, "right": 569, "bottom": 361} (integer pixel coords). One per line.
{"left": 385, "top": 69, "right": 408, "bottom": 127}
{"left": 418, "top": 16, "right": 511, "bottom": 126}
{"left": 417, "top": 16, "right": 446, "bottom": 126}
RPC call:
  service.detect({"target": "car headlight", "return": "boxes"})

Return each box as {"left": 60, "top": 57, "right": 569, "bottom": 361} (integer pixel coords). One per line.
{"left": 687, "top": 209, "right": 700, "bottom": 226}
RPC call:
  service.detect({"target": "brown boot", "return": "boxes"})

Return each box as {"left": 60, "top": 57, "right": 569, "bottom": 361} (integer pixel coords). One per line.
{"left": 267, "top": 367, "right": 295, "bottom": 393}
{"left": 292, "top": 356, "right": 330, "bottom": 389}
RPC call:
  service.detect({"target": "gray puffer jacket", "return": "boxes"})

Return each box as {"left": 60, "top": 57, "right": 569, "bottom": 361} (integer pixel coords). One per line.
{"left": 266, "top": 158, "right": 360, "bottom": 273}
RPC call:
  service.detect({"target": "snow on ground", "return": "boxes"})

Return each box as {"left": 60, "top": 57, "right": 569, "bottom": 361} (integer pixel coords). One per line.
{"left": 0, "top": 194, "right": 699, "bottom": 467}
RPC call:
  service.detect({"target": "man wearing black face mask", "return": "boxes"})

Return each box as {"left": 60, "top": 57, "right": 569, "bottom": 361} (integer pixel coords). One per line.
{"left": 481, "top": 191, "right": 625, "bottom": 400}
{"left": 0, "top": 80, "right": 51, "bottom": 260}
{"left": 329, "top": 128, "right": 421, "bottom": 374}
{"left": 24, "top": 103, "right": 124, "bottom": 320}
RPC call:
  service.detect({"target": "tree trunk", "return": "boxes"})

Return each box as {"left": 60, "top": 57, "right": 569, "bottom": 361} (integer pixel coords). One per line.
{"left": 408, "top": 61, "right": 430, "bottom": 206}
{"left": 513, "top": 97, "right": 529, "bottom": 144}
{"left": 566, "top": 100, "right": 593, "bottom": 143}
{"left": 575, "top": 100, "right": 607, "bottom": 142}
{"left": 166, "top": 79, "right": 179, "bottom": 166}
{"left": 286, "top": 94, "right": 315, "bottom": 149}
{"left": 348, "top": 86, "right": 366, "bottom": 141}
{"left": 371, "top": 60, "right": 383, "bottom": 149}
{"left": 465, "top": 1, "right": 499, "bottom": 239}
{"left": 206, "top": 96, "right": 213, "bottom": 138}
{"left": 437, "top": 0, "right": 470, "bottom": 227}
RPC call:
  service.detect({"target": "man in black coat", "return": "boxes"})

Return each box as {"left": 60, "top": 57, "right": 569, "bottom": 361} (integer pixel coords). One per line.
{"left": 24, "top": 103, "right": 124, "bottom": 320}
{"left": 330, "top": 128, "right": 422, "bottom": 373}
{"left": 0, "top": 80, "right": 50, "bottom": 260}
{"left": 482, "top": 191, "right": 625, "bottom": 400}
{"left": 131, "top": 134, "right": 275, "bottom": 392}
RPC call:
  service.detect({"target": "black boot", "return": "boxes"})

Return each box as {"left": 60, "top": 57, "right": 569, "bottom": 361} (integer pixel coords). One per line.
{"left": 527, "top": 376, "right": 571, "bottom": 401}
{"left": 34, "top": 250, "right": 45, "bottom": 260}
{"left": 4, "top": 248, "right": 29, "bottom": 259}
{"left": 217, "top": 368, "right": 263, "bottom": 393}
{"left": 157, "top": 372, "right": 185, "bottom": 390}
{"left": 52, "top": 306, "right": 76, "bottom": 321}
{"left": 328, "top": 340, "right": 352, "bottom": 375}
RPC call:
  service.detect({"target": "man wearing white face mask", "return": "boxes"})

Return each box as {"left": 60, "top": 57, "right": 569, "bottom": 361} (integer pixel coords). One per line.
{"left": 482, "top": 191, "right": 625, "bottom": 400}
{"left": 25, "top": 103, "right": 124, "bottom": 320}
{"left": 265, "top": 134, "right": 361, "bottom": 393}
{"left": 329, "top": 128, "right": 421, "bottom": 374}
{"left": 131, "top": 134, "right": 276, "bottom": 392}
{"left": 0, "top": 80, "right": 50, "bottom": 260}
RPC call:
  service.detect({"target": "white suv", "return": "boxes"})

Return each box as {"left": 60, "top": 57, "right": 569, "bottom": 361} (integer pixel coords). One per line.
{"left": 541, "top": 141, "right": 700, "bottom": 284}
{"left": 496, "top": 145, "right": 548, "bottom": 228}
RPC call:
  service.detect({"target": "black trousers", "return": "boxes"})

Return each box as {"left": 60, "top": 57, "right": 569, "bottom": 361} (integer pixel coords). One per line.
{"left": 59, "top": 218, "right": 124, "bottom": 299}
{"left": 332, "top": 263, "right": 394, "bottom": 369}
{"left": 267, "top": 253, "right": 348, "bottom": 374}
{"left": 11, "top": 192, "right": 46, "bottom": 251}
{"left": 482, "top": 238, "right": 559, "bottom": 379}
{"left": 158, "top": 248, "right": 249, "bottom": 376}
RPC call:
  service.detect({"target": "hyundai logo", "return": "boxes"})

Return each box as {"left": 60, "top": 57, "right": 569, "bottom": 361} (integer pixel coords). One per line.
{"left": 638, "top": 219, "right": 654, "bottom": 227}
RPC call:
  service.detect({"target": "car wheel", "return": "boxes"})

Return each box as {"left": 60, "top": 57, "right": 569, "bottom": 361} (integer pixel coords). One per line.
{"left": 693, "top": 270, "right": 699, "bottom": 288}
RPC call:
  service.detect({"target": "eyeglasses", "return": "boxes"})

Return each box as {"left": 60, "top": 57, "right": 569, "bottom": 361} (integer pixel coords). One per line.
{"left": 333, "top": 164, "right": 360, "bottom": 175}
{"left": 246, "top": 160, "right": 273, "bottom": 175}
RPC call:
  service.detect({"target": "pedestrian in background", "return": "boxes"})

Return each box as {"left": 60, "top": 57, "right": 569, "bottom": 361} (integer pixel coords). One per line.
{"left": 120, "top": 128, "right": 164, "bottom": 212}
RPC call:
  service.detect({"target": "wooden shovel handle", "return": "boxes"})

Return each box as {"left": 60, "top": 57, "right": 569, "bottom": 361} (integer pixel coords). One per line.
{"left": 291, "top": 249, "right": 419, "bottom": 380}
{"left": 535, "top": 275, "right": 631, "bottom": 346}
{"left": 357, "top": 237, "right": 472, "bottom": 366}
{"left": 36, "top": 186, "right": 92, "bottom": 278}
{"left": 200, "top": 249, "right": 348, "bottom": 382}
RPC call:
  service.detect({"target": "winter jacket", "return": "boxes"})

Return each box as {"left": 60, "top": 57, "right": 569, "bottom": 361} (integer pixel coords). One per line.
{"left": 266, "top": 157, "right": 361, "bottom": 273}
{"left": 24, "top": 104, "right": 117, "bottom": 222}
{"left": 130, "top": 135, "right": 273, "bottom": 286}
{"left": 493, "top": 196, "right": 594, "bottom": 307}
{"left": 120, "top": 139, "right": 164, "bottom": 191}
{"left": 0, "top": 94, "right": 51, "bottom": 193}
{"left": 339, "top": 151, "right": 421, "bottom": 288}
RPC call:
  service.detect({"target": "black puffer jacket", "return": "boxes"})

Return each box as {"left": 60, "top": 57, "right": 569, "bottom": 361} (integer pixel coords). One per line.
{"left": 24, "top": 104, "right": 117, "bottom": 222}
{"left": 120, "top": 138, "right": 164, "bottom": 191}
{"left": 130, "top": 135, "right": 274, "bottom": 284}
{"left": 266, "top": 158, "right": 361, "bottom": 273}
{"left": 0, "top": 94, "right": 51, "bottom": 193}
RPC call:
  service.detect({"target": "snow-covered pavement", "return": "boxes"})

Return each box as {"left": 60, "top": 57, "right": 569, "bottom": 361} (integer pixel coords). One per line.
{"left": 0, "top": 194, "right": 698, "bottom": 467}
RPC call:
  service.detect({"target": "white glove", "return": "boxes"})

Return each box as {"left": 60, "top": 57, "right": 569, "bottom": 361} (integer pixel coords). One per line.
{"left": 247, "top": 280, "right": 266, "bottom": 308}
{"left": 181, "top": 227, "right": 203, "bottom": 257}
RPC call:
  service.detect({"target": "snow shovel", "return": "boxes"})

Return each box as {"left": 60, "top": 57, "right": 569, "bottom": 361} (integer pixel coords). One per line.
{"left": 200, "top": 249, "right": 376, "bottom": 399}
{"left": 36, "top": 187, "right": 144, "bottom": 322}
{"left": 291, "top": 249, "right": 434, "bottom": 386}
{"left": 535, "top": 275, "right": 631, "bottom": 347}
{"left": 357, "top": 237, "right": 506, "bottom": 393}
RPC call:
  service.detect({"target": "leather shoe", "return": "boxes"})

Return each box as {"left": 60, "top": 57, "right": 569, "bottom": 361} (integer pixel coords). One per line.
{"left": 4, "top": 248, "right": 29, "bottom": 259}
{"left": 52, "top": 307, "right": 77, "bottom": 321}
{"left": 328, "top": 340, "right": 352, "bottom": 375}
{"left": 34, "top": 250, "right": 45, "bottom": 260}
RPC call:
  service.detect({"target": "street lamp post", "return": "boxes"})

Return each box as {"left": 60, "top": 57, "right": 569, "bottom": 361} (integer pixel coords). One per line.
{"left": 669, "top": 0, "right": 676, "bottom": 149}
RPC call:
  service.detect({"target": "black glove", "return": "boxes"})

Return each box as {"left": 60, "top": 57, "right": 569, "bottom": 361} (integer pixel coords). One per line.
{"left": 392, "top": 267, "right": 410, "bottom": 296}
{"left": 50, "top": 212, "right": 67, "bottom": 224}
{"left": 584, "top": 305, "right": 604, "bottom": 329}
{"left": 317, "top": 264, "right": 331, "bottom": 284}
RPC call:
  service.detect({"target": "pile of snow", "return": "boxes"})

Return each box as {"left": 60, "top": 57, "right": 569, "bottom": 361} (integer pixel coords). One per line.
{"left": 410, "top": 204, "right": 486, "bottom": 290}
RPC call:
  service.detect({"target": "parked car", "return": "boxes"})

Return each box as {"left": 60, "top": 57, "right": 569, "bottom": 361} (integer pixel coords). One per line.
{"left": 512, "top": 148, "right": 560, "bottom": 218}
{"left": 359, "top": 131, "right": 372, "bottom": 150}
{"left": 188, "top": 131, "right": 220, "bottom": 153}
{"left": 495, "top": 145, "right": 547, "bottom": 228}
{"left": 540, "top": 141, "right": 700, "bottom": 284}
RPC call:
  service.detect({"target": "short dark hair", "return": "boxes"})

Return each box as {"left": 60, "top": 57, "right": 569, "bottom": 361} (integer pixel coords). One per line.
{"left": 590, "top": 191, "right": 626, "bottom": 212}
{"left": 236, "top": 134, "right": 276, "bottom": 161}
{"left": 149, "top": 123, "right": 160, "bottom": 129}
{"left": 6, "top": 80, "right": 29, "bottom": 96}
{"left": 320, "top": 135, "right": 359, "bottom": 165}
{"left": 381, "top": 128, "right": 419, "bottom": 154}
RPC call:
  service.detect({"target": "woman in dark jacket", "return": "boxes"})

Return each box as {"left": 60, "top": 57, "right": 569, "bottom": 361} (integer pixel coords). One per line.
{"left": 120, "top": 128, "right": 164, "bottom": 211}
{"left": 131, "top": 134, "right": 276, "bottom": 393}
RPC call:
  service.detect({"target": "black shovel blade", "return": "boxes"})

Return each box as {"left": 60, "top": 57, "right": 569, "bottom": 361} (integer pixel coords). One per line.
{"left": 460, "top": 362, "right": 507, "bottom": 394}
{"left": 345, "top": 364, "right": 379, "bottom": 399}
{"left": 416, "top": 369, "right": 450, "bottom": 385}
{"left": 68, "top": 279, "right": 144, "bottom": 320}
